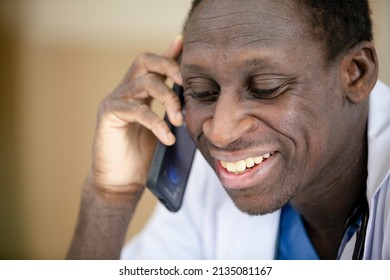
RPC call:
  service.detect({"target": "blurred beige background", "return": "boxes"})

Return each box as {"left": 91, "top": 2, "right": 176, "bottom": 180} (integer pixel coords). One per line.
{"left": 0, "top": 0, "right": 389, "bottom": 259}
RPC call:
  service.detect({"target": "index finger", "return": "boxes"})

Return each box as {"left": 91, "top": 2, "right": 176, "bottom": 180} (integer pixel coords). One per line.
{"left": 124, "top": 53, "right": 182, "bottom": 86}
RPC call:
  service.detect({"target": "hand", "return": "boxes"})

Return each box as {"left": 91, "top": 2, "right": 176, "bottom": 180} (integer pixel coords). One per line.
{"left": 89, "top": 36, "right": 183, "bottom": 195}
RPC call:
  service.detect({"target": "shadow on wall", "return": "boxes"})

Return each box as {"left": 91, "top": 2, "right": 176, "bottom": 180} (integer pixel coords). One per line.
{"left": 0, "top": 2, "right": 25, "bottom": 259}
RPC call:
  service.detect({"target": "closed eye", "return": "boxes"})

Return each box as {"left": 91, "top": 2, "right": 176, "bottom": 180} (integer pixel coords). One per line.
{"left": 189, "top": 90, "right": 219, "bottom": 103}
{"left": 249, "top": 85, "right": 283, "bottom": 99}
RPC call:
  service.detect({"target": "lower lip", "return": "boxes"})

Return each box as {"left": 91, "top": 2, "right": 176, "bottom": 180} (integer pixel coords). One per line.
{"left": 216, "top": 153, "right": 279, "bottom": 190}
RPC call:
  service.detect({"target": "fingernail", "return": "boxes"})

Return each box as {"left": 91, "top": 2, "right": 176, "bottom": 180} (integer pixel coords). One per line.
{"left": 176, "top": 71, "right": 182, "bottom": 84}
{"left": 176, "top": 111, "right": 183, "bottom": 125}
{"left": 174, "top": 34, "right": 183, "bottom": 44}
{"left": 166, "top": 132, "right": 175, "bottom": 145}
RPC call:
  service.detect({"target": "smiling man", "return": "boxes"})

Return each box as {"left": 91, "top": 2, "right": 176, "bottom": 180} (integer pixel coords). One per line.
{"left": 67, "top": 0, "right": 390, "bottom": 260}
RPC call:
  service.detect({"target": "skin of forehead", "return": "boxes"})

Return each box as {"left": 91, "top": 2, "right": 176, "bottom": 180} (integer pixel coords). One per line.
{"left": 183, "top": 0, "right": 308, "bottom": 50}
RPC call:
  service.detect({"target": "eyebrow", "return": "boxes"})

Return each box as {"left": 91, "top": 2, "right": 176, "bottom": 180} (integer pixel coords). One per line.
{"left": 181, "top": 63, "right": 206, "bottom": 73}
{"left": 181, "top": 63, "right": 212, "bottom": 77}
{"left": 181, "top": 58, "right": 277, "bottom": 76}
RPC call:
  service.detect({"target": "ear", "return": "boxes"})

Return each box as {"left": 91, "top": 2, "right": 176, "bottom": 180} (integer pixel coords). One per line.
{"left": 340, "top": 41, "right": 378, "bottom": 104}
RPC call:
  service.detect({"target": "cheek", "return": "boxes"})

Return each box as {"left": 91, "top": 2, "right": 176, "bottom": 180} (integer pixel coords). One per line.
{"left": 184, "top": 102, "right": 218, "bottom": 168}
{"left": 278, "top": 96, "right": 344, "bottom": 180}
{"left": 184, "top": 102, "right": 209, "bottom": 144}
{"left": 258, "top": 95, "right": 335, "bottom": 169}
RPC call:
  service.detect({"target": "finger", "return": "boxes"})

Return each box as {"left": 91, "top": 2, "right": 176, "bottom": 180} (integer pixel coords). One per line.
{"left": 115, "top": 73, "right": 183, "bottom": 127}
{"left": 103, "top": 99, "right": 176, "bottom": 146}
{"left": 163, "top": 34, "right": 183, "bottom": 60}
{"left": 125, "top": 53, "right": 182, "bottom": 86}
{"left": 139, "top": 73, "right": 183, "bottom": 127}
{"left": 133, "top": 103, "right": 176, "bottom": 146}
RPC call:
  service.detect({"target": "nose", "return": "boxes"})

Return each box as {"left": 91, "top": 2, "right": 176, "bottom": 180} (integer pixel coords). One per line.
{"left": 202, "top": 93, "right": 258, "bottom": 148}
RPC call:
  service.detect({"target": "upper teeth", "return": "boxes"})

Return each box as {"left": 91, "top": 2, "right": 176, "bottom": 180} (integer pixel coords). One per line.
{"left": 220, "top": 153, "right": 272, "bottom": 174}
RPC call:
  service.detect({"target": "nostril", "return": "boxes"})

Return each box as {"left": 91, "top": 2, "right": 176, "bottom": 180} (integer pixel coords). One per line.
{"left": 202, "top": 115, "right": 258, "bottom": 148}
{"left": 202, "top": 118, "right": 230, "bottom": 148}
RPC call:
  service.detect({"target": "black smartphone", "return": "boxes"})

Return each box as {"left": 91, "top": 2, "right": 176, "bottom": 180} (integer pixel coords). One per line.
{"left": 146, "top": 83, "right": 196, "bottom": 212}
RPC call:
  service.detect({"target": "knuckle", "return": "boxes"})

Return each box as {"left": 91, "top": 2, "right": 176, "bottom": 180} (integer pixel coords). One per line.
{"left": 134, "top": 52, "right": 152, "bottom": 66}
{"left": 164, "top": 91, "right": 180, "bottom": 105}
{"left": 166, "top": 57, "right": 177, "bottom": 67}
{"left": 98, "top": 98, "right": 110, "bottom": 114}
{"left": 135, "top": 103, "right": 150, "bottom": 116}
{"left": 135, "top": 103, "right": 164, "bottom": 131}
{"left": 141, "top": 72, "right": 164, "bottom": 90}
{"left": 141, "top": 72, "right": 155, "bottom": 86}
{"left": 151, "top": 118, "right": 166, "bottom": 133}
{"left": 165, "top": 58, "right": 179, "bottom": 73}
{"left": 97, "top": 98, "right": 114, "bottom": 121}
{"left": 135, "top": 52, "right": 151, "bottom": 62}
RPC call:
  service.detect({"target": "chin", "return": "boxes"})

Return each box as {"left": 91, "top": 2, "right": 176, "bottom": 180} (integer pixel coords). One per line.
{"left": 225, "top": 187, "right": 290, "bottom": 216}
{"left": 232, "top": 201, "right": 283, "bottom": 216}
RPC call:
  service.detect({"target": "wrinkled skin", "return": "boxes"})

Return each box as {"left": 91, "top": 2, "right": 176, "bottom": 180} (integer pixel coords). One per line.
{"left": 181, "top": 0, "right": 377, "bottom": 258}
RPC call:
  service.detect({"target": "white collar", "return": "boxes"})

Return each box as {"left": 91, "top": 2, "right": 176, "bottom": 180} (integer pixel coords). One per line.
{"left": 366, "top": 80, "right": 390, "bottom": 202}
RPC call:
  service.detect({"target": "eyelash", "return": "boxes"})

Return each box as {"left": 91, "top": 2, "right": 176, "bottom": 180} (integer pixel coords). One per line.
{"left": 188, "top": 85, "right": 283, "bottom": 103}
{"left": 249, "top": 86, "right": 281, "bottom": 99}
{"left": 190, "top": 90, "right": 219, "bottom": 103}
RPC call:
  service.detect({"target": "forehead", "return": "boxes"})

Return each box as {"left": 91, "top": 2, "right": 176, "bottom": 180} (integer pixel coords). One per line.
{"left": 184, "top": 0, "right": 305, "bottom": 49}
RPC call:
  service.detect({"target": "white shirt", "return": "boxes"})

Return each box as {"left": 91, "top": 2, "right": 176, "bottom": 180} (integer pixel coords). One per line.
{"left": 121, "top": 81, "right": 390, "bottom": 260}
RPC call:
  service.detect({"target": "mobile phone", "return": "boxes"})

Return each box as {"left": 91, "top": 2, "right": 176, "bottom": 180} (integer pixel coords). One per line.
{"left": 146, "top": 84, "right": 196, "bottom": 212}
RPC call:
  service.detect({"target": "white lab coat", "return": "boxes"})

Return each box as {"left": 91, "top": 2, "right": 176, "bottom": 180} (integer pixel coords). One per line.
{"left": 121, "top": 81, "right": 390, "bottom": 260}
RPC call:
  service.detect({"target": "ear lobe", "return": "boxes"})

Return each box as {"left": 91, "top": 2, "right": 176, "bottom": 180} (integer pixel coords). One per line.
{"left": 341, "top": 41, "right": 378, "bottom": 104}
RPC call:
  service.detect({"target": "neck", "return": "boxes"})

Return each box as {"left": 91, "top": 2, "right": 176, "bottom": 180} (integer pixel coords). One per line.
{"left": 291, "top": 128, "right": 368, "bottom": 259}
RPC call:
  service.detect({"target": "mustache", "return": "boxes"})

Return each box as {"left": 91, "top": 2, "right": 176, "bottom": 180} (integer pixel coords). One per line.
{"left": 199, "top": 134, "right": 278, "bottom": 152}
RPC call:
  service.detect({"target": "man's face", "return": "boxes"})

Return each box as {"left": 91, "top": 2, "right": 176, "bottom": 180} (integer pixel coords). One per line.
{"left": 181, "top": 0, "right": 352, "bottom": 215}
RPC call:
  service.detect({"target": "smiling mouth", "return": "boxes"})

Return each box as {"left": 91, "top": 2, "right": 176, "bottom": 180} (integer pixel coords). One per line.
{"left": 220, "top": 152, "right": 274, "bottom": 175}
